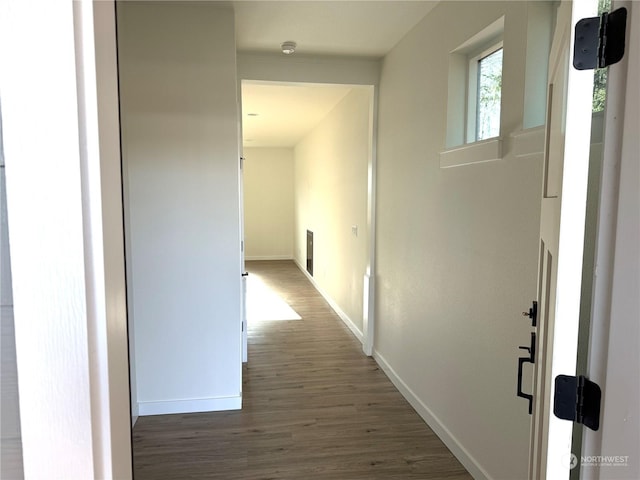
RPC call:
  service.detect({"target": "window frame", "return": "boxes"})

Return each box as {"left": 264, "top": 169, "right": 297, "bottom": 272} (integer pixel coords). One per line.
{"left": 466, "top": 40, "right": 504, "bottom": 144}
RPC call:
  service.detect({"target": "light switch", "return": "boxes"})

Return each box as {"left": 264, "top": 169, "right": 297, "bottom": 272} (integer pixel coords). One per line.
{"left": 352, "top": 225, "right": 358, "bottom": 237}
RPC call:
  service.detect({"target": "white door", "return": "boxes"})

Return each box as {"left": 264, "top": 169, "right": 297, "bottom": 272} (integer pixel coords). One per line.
{"left": 529, "top": 1, "right": 599, "bottom": 478}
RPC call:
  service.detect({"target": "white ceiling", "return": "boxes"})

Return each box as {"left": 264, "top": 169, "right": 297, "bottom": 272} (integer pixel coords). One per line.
{"left": 233, "top": 1, "right": 439, "bottom": 57}
{"left": 236, "top": 1, "right": 440, "bottom": 148}
{"left": 242, "top": 81, "right": 356, "bottom": 147}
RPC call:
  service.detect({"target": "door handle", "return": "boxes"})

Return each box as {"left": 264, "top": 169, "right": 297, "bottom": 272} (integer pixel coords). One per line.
{"left": 517, "top": 332, "right": 536, "bottom": 414}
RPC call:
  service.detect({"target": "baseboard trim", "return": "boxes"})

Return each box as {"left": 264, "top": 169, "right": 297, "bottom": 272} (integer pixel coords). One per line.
{"left": 245, "top": 255, "right": 293, "bottom": 261}
{"left": 138, "top": 395, "right": 242, "bottom": 416}
{"left": 373, "top": 351, "right": 492, "bottom": 480}
{"left": 293, "top": 259, "right": 364, "bottom": 343}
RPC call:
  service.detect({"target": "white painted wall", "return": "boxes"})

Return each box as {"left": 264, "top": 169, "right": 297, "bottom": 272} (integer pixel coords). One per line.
{"left": 374, "top": 2, "right": 548, "bottom": 479}
{"left": 243, "top": 148, "right": 294, "bottom": 260}
{"left": 1, "top": 1, "right": 132, "bottom": 477}
{"left": 118, "top": 2, "right": 242, "bottom": 415}
{"left": 238, "top": 52, "right": 380, "bottom": 87}
{"left": 294, "top": 88, "right": 371, "bottom": 335}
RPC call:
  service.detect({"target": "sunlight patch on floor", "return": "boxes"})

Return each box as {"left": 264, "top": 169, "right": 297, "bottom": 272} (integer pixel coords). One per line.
{"left": 246, "top": 274, "right": 301, "bottom": 323}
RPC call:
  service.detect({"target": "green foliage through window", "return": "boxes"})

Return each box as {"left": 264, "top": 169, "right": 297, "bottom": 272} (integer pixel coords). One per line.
{"left": 592, "top": 68, "right": 607, "bottom": 113}
{"left": 476, "top": 48, "right": 503, "bottom": 140}
{"left": 592, "top": 0, "right": 611, "bottom": 113}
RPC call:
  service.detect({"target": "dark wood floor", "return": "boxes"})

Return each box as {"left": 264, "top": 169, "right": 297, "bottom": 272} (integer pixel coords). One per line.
{"left": 133, "top": 260, "right": 472, "bottom": 479}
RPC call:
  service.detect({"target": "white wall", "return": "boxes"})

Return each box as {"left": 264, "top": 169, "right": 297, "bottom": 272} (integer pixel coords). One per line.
{"left": 238, "top": 52, "right": 380, "bottom": 87}
{"left": 1, "top": 1, "right": 132, "bottom": 477}
{"left": 118, "top": 2, "right": 242, "bottom": 415}
{"left": 243, "top": 148, "right": 294, "bottom": 260}
{"left": 294, "top": 88, "right": 371, "bottom": 335}
{"left": 375, "top": 2, "right": 548, "bottom": 479}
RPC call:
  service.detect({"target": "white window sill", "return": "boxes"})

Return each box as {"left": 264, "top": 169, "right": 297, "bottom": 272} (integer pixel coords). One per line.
{"left": 439, "top": 137, "right": 502, "bottom": 168}
{"left": 510, "top": 127, "right": 545, "bottom": 157}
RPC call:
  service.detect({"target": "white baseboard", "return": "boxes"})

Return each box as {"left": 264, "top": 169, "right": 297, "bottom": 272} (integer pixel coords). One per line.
{"left": 373, "top": 351, "right": 492, "bottom": 480}
{"left": 245, "top": 255, "right": 293, "bottom": 261}
{"left": 138, "top": 395, "right": 242, "bottom": 416}
{"left": 131, "top": 402, "right": 139, "bottom": 427}
{"left": 293, "top": 259, "right": 364, "bottom": 343}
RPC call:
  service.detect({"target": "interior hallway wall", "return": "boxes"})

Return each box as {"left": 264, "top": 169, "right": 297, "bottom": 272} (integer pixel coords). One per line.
{"left": 374, "top": 2, "right": 550, "bottom": 478}
{"left": 293, "top": 87, "right": 371, "bottom": 335}
{"left": 118, "top": 2, "right": 242, "bottom": 415}
{"left": 243, "top": 147, "right": 294, "bottom": 260}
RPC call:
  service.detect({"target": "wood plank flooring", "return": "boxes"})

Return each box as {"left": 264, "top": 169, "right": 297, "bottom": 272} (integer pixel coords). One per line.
{"left": 132, "top": 260, "right": 472, "bottom": 480}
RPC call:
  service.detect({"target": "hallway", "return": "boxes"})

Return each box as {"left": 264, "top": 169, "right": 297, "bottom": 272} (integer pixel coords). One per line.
{"left": 132, "top": 260, "right": 471, "bottom": 479}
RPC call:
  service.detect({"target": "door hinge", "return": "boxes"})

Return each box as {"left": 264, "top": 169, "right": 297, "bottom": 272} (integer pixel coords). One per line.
{"left": 553, "top": 375, "right": 602, "bottom": 431}
{"left": 240, "top": 156, "right": 245, "bottom": 169}
{"left": 573, "top": 7, "right": 627, "bottom": 70}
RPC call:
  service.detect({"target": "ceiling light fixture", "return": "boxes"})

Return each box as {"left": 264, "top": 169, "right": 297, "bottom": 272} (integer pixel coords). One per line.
{"left": 281, "top": 41, "right": 297, "bottom": 55}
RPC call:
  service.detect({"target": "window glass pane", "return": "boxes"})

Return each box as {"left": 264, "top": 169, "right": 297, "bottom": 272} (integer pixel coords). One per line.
{"left": 476, "top": 48, "right": 503, "bottom": 140}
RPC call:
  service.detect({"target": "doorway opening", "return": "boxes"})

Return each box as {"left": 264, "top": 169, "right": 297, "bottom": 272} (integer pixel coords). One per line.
{"left": 239, "top": 80, "right": 376, "bottom": 360}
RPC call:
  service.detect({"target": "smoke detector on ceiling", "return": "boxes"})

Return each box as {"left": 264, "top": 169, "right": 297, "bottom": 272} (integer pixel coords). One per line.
{"left": 281, "top": 41, "right": 297, "bottom": 55}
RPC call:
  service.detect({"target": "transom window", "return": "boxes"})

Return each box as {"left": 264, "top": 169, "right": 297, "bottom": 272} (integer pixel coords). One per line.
{"left": 444, "top": 16, "right": 505, "bottom": 151}
{"left": 467, "top": 42, "right": 503, "bottom": 143}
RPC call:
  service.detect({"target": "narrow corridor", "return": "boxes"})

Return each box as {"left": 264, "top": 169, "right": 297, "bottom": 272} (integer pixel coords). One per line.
{"left": 133, "top": 260, "right": 471, "bottom": 479}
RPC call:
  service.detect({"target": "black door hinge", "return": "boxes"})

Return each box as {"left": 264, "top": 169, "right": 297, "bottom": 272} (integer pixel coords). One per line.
{"left": 553, "top": 375, "right": 602, "bottom": 431}
{"left": 574, "top": 7, "right": 627, "bottom": 70}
